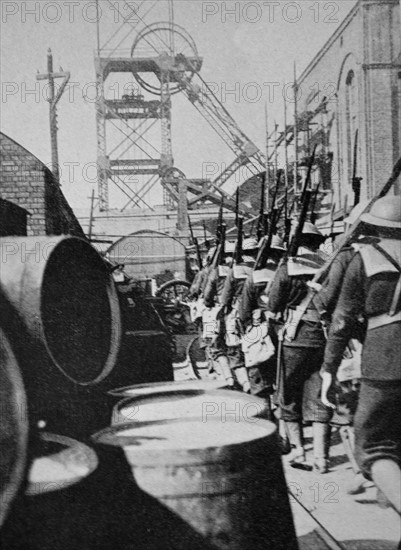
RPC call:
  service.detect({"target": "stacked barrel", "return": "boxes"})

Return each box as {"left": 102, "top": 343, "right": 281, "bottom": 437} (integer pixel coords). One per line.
{"left": 0, "top": 236, "right": 298, "bottom": 549}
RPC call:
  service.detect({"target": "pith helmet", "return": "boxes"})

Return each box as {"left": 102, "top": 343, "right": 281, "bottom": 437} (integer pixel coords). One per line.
{"left": 242, "top": 237, "right": 259, "bottom": 251}
{"left": 271, "top": 235, "right": 286, "bottom": 251}
{"left": 360, "top": 196, "right": 401, "bottom": 229}
{"left": 344, "top": 200, "right": 370, "bottom": 227}
{"left": 224, "top": 241, "right": 236, "bottom": 254}
{"left": 302, "top": 222, "right": 324, "bottom": 239}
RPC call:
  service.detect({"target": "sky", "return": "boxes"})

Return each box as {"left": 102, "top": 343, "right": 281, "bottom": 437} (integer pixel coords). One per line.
{"left": 0, "top": 0, "right": 358, "bottom": 212}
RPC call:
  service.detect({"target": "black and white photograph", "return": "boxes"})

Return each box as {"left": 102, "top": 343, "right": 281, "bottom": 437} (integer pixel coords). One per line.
{"left": 1, "top": 0, "right": 400, "bottom": 548}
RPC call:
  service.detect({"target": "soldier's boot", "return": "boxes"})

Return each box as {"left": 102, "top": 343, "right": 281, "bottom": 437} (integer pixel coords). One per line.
{"left": 216, "top": 356, "right": 234, "bottom": 387}
{"left": 339, "top": 426, "right": 366, "bottom": 494}
{"left": 279, "top": 419, "right": 291, "bottom": 455}
{"left": 234, "top": 367, "right": 251, "bottom": 393}
{"left": 285, "top": 421, "right": 306, "bottom": 464}
{"left": 313, "top": 422, "right": 331, "bottom": 474}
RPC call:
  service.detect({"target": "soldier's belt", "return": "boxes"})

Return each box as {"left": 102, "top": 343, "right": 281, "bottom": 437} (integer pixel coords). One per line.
{"left": 287, "top": 308, "right": 321, "bottom": 323}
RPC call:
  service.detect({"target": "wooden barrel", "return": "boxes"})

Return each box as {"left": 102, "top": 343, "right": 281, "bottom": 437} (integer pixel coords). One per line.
{"left": 0, "top": 236, "right": 121, "bottom": 386}
{"left": 112, "top": 388, "right": 269, "bottom": 425}
{"left": 93, "top": 418, "right": 299, "bottom": 550}
{"left": 0, "top": 327, "right": 28, "bottom": 528}
{"left": 108, "top": 379, "right": 229, "bottom": 398}
{"left": 26, "top": 432, "right": 98, "bottom": 496}
{"left": 1, "top": 432, "right": 105, "bottom": 550}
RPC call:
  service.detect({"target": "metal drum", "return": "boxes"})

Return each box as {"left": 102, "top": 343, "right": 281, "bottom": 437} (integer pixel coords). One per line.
{"left": 93, "top": 417, "right": 298, "bottom": 550}
{"left": 26, "top": 432, "right": 98, "bottom": 496}
{"left": 0, "top": 236, "right": 121, "bottom": 386}
{"left": 0, "top": 327, "right": 28, "bottom": 528}
{"left": 108, "top": 378, "right": 229, "bottom": 398}
{"left": 1, "top": 432, "right": 100, "bottom": 550}
{"left": 112, "top": 388, "right": 269, "bottom": 425}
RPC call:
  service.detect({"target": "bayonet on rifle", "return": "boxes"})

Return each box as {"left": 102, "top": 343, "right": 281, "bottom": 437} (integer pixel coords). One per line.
{"left": 234, "top": 216, "right": 244, "bottom": 265}
{"left": 188, "top": 214, "right": 203, "bottom": 269}
{"left": 310, "top": 183, "right": 321, "bottom": 225}
{"left": 352, "top": 129, "right": 362, "bottom": 207}
{"left": 288, "top": 145, "right": 317, "bottom": 258}
{"left": 235, "top": 187, "right": 240, "bottom": 227}
{"left": 256, "top": 179, "right": 266, "bottom": 242}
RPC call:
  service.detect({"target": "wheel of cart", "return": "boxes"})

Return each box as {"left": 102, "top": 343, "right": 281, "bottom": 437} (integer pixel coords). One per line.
{"left": 187, "top": 335, "right": 221, "bottom": 381}
{"left": 155, "top": 280, "right": 196, "bottom": 335}
{"left": 155, "top": 279, "right": 191, "bottom": 303}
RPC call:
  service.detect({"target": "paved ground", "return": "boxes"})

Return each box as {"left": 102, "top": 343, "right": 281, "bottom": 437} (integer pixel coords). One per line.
{"left": 173, "top": 349, "right": 401, "bottom": 550}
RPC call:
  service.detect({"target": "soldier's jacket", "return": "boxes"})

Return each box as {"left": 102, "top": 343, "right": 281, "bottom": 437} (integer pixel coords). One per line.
{"left": 322, "top": 238, "right": 401, "bottom": 381}
{"left": 220, "top": 260, "right": 255, "bottom": 311}
{"left": 267, "top": 247, "right": 327, "bottom": 348}
{"left": 313, "top": 246, "right": 356, "bottom": 319}
{"left": 238, "top": 262, "right": 278, "bottom": 327}
{"left": 189, "top": 264, "right": 210, "bottom": 299}
{"left": 203, "top": 265, "right": 230, "bottom": 308}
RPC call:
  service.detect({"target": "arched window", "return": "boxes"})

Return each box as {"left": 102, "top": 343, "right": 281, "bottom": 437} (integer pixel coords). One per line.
{"left": 345, "top": 70, "right": 357, "bottom": 182}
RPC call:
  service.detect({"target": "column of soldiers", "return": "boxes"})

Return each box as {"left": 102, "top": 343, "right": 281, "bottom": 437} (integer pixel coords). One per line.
{"left": 188, "top": 186, "right": 401, "bottom": 516}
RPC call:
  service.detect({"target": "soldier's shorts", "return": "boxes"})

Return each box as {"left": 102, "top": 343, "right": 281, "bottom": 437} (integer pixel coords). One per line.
{"left": 354, "top": 379, "right": 401, "bottom": 480}
{"left": 278, "top": 345, "right": 332, "bottom": 423}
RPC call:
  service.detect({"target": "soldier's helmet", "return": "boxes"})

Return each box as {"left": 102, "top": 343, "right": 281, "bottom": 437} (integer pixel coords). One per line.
{"left": 302, "top": 221, "right": 322, "bottom": 236}
{"left": 242, "top": 237, "right": 259, "bottom": 251}
{"left": 298, "top": 222, "right": 326, "bottom": 249}
{"left": 271, "top": 235, "right": 286, "bottom": 251}
{"left": 360, "top": 196, "right": 401, "bottom": 229}
{"left": 224, "top": 241, "right": 236, "bottom": 254}
{"left": 343, "top": 200, "right": 370, "bottom": 228}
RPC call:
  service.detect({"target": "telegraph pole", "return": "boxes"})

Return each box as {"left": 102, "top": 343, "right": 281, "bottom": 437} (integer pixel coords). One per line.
{"left": 37, "top": 49, "right": 70, "bottom": 183}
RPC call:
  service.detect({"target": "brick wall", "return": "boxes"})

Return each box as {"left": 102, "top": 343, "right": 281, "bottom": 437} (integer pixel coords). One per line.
{"left": 297, "top": 0, "right": 400, "bottom": 213}
{"left": 0, "top": 132, "right": 84, "bottom": 237}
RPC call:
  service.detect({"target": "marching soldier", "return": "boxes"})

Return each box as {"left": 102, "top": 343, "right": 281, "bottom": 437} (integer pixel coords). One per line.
{"left": 203, "top": 241, "right": 236, "bottom": 386}
{"left": 265, "top": 222, "right": 331, "bottom": 472}
{"left": 238, "top": 235, "right": 286, "bottom": 328}
{"left": 320, "top": 196, "right": 401, "bottom": 513}
{"left": 220, "top": 237, "right": 260, "bottom": 393}
{"left": 313, "top": 204, "right": 369, "bottom": 493}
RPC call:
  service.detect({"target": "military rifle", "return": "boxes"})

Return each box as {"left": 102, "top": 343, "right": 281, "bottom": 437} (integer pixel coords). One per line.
{"left": 352, "top": 129, "right": 362, "bottom": 207}
{"left": 329, "top": 202, "right": 336, "bottom": 242}
{"left": 234, "top": 216, "right": 244, "bottom": 265}
{"left": 210, "top": 198, "right": 226, "bottom": 267}
{"left": 254, "top": 206, "right": 281, "bottom": 270}
{"left": 287, "top": 144, "right": 317, "bottom": 258}
{"left": 235, "top": 187, "right": 240, "bottom": 227}
{"left": 256, "top": 179, "right": 266, "bottom": 242}
{"left": 216, "top": 197, "right": 224, "bottom": 242}
{"left": 188, "top": 214, "right": 203, "bottom": 270}
{"left": 203, "top": 220, "right": 210, "bottom": 250}
{"left": 313, "top": 155, "right": 401, "bottom": 285}
{"left": 310, "top": 183, "right": 321, "bottom": 224}
{"left": 211, "top": 223, "right": 227, "bottom": 269}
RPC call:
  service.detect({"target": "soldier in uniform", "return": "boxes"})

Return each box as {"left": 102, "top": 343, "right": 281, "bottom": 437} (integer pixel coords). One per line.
{"left": 238, "top": 235, "right": 286, "bottom": 328}
{"left": 265, "top": 222, "right": 331, "bottom": 472}
{"left": 313, "top": 204, "right": 370, "bottom": 493}
{"left": 320, "top": 196, "right": 401, "bottom": 513}
{"left": 220, "top": 238, "right": 259, "bottom": 394}
{"left": 203, "top": 241, "right": 236, "bottom": 386}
